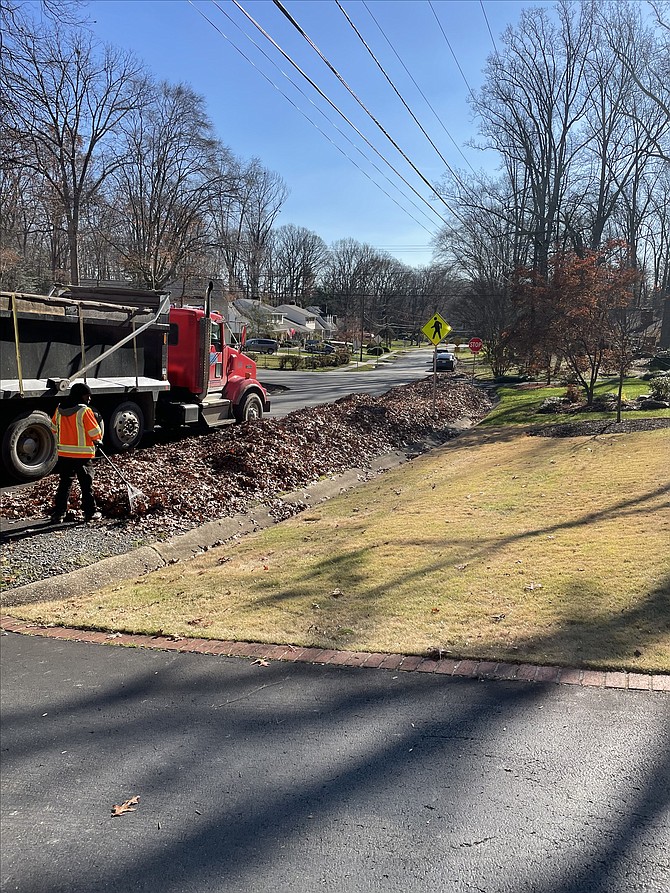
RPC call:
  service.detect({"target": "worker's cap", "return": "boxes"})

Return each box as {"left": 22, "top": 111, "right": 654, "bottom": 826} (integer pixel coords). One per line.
{"left": 69, "top": 382, "right": 92, "bottom": 401}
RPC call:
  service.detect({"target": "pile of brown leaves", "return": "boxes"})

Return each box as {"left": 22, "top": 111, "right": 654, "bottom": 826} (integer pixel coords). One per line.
{"left": 1, "top": 377, "right": 492, "bottom": 535}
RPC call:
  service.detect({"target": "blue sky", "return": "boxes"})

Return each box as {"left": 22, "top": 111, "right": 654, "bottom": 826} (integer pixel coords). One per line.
{"left": 87, "top": 0, "right": 552, "bottom": 267}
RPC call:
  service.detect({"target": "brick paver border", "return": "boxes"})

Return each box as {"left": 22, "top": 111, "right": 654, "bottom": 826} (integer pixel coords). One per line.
{"left": 2, "top": 615, "right": 668, "bottom": 692}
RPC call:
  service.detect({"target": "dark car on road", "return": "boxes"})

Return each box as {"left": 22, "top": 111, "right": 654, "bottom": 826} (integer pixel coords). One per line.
{"left": 244, "top": 338, "right": 279, "bottom": 354}
{"left": 435, "top": 350, "right": 458, "bottom": 371}
{"left": 304, "top": 340, "right": 335, "bottom": 353}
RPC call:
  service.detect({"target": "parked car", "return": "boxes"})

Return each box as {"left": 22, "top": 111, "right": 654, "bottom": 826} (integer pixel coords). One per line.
{"left": 244, "top": 338, "right": 278, "bottom": 354}
{"left": 304, "top": 340, "right": 335, "bottom": 353}
{"left": 435, "top": 349, "right": 458, "bottom": 371}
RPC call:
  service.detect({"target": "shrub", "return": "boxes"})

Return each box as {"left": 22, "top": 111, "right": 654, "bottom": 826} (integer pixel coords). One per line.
{"left": 278, "top": 354, "right": 302, "bottom": 370}
{"left": 649, "top": 374, "right": 670, "bottom": 402}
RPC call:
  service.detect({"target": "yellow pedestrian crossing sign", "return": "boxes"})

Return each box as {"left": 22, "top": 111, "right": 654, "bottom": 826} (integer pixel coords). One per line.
{"left": 422, "top": 313, "right": 451, "bottom": 345}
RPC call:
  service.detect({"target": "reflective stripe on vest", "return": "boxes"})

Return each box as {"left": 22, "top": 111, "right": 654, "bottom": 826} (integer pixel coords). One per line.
{"left": 51, "top": 406, "right": 102, "bottom": 459}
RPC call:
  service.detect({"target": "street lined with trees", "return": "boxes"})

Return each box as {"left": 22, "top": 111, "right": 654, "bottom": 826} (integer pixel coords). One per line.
{"left": 1, "top": 1, "right": 669, "bottom": 372}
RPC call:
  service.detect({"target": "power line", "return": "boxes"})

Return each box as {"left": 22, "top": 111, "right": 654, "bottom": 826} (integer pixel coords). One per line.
{"left": 361, "top": 0, "right": 478, "bottom": 176}
{"left": 428, "top": 0, "right": 476, "bottom": 99}
{"left": 268, "top": 0, "right": 467, "bottom": 226}
{"left": 335, "top": 0, "right": 459, "bottom": 178}
{"left": 192, "top": 1, "right": 439, "bottom": 236}
{"left": 479, "top": 0, "right": 498, "bottom": 55}
{"left": 336, "top": 0, "right": 490, "bottom": 226}
{"left": 229, "top": 0, "right": 457, "bottom": 231}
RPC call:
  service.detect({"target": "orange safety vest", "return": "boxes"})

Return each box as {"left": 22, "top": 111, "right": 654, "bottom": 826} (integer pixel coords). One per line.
{"left": 51, "top": 405, "right": 102, "bottom": 459}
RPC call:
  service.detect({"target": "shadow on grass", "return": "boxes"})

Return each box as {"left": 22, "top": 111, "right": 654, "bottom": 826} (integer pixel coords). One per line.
{"left": 252, "top": 483, "right": 669, "bottom": 669}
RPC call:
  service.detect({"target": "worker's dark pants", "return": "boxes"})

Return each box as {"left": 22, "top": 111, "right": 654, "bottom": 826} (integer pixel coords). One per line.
{"left": 53, "top": 457, "right": 97, "bottom": 517}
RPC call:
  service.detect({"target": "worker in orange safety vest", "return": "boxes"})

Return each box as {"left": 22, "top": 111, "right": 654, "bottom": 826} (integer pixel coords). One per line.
{"left": 50, "top": 381, "right": 103, "bottom": 523}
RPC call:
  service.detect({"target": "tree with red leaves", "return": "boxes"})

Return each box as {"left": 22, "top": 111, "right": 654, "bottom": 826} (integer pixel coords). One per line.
{"left": 512, "top": 243, "right": 640, "bottom": 404}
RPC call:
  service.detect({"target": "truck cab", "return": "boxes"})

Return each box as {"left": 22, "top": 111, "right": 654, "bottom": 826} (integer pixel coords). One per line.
{"left": 0, "top": 287, "right": 269, "bottom": 482}
{"left": 163, "top": 306, "right": 269, "bottom": 428}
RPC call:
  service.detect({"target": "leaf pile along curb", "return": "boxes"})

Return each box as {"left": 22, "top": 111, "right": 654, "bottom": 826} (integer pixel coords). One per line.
{"left": 1, "top": 377, "right": 492, "bottom": 538}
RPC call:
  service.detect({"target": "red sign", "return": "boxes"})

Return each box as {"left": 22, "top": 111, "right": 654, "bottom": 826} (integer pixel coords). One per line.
{"left": 469, "top": 337, "right": 483, "bottom": 353}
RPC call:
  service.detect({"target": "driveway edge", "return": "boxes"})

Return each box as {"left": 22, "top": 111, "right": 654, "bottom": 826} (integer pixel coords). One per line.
{"left": 1, "top": 615, "right": 667, "bottom": 691}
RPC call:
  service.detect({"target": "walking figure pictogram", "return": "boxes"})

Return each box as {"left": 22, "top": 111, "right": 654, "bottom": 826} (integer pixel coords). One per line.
{"left": 431, "top": 316, "right": 443, "bottom": 341}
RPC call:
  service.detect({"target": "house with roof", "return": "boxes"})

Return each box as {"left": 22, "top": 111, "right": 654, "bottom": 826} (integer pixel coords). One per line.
{"left": 274, "top": 304, "right": 337, "bottom": 341}
{"left": 306, "top": 305, "right": 337, "bottom": 339}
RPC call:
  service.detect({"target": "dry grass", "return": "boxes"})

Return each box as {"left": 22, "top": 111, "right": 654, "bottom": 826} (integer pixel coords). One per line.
{"left": 15, "top": 428, "right": 670, "bottom": 673}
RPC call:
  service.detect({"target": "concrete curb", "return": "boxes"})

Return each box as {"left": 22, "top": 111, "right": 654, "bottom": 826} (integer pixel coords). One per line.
{"left": 1, "top": 447, "right": 415, "bottom": 607}
{"left": 1, "top": 615, "right": 668, "bottom": 692}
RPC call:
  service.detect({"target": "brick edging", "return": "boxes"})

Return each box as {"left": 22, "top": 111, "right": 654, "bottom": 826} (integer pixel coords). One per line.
{"left": 2, "top": 615, "right": 668, "bottom": 692}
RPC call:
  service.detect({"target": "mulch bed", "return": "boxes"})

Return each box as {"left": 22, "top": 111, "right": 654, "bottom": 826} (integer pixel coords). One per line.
{"left": 527, "top": 418, "right": 670, "bottom": 438}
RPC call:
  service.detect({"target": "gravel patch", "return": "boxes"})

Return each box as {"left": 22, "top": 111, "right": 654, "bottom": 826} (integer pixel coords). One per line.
{"left": 1, "top": 518, "right": 178, "bottom": 591}
{"left": 527, "top": 418, "right": 670, "bottom": 438}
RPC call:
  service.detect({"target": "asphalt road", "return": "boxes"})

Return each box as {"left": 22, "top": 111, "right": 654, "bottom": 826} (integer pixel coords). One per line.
{"left": 258, "top": 347, "right": 440, "bottom": 417}
{"left": 2, "top": 632, "right": 668, "bottom": 893}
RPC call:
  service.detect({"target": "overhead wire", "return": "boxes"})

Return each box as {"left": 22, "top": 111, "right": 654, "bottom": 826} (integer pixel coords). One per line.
{"left": 360, "top": 0, "right": 478, "bottom": 176}
{"left": 335, "top": 0, "right": 461, "bottom": 180}
{"left": 267, "top": 0, "right": 469, "bottom": 229}
{"left": 226, "top": 0, "right": 458, "bottom": 232}
{"left": 336, "top": 0, "right": 497, "bottom": 229}
{"left": 346, "top": 0, "right": 511, "bottom": 269}
{"left": 479, "top": 0, "right": 498, "bottom": 55}
{"left": 198, "top": 0, "right": 510, "bottom": 263}
{"left": 190, "top": 1, "right": 439, "bottom": 235}
{"left": 428, "top": 0, "right": 476, "bottom": 99}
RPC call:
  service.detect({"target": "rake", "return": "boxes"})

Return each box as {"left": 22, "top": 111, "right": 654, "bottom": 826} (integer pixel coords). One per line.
{"left": 97, "top": 446, "right": 147, "bottom": 513}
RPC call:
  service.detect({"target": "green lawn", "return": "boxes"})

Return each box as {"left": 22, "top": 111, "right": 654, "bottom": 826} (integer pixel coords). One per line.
{"left": 481, "top": 378, "right": 670, "bottom": 427}
{"left": 14, "top": 427, "right": 670, "bottom": 673}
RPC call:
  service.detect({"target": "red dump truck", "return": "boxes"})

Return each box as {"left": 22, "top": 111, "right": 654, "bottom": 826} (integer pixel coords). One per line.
{"left": 0, "top": 284, "right": 270, "bottom": 481}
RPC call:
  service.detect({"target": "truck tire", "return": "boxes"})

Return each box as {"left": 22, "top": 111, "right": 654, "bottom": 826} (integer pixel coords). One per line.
{"left": 235, "top": 392, "right": 263, "bottom": 423}
{"left": 106, "top": 401, "right": 145, "bottom": 451}
{"left": 1, "top": 411, "right": 58, "bottom": 482}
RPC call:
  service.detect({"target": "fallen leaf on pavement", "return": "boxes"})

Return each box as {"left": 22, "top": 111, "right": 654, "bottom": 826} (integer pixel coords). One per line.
{"left": 111, "top": 796, "right": 140, "bottom": 817}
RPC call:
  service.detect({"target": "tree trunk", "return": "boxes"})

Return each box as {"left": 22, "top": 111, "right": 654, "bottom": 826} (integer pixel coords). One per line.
{"left": 67, "top": 214, "right": 79, "bottom": 286}
{"left": 617, "top": 367, "right": 624, "bottom": 423}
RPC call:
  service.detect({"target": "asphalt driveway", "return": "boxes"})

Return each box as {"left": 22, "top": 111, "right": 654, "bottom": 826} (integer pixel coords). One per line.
{"left": 1, "top": 632, "right": 668, "bottom": 893}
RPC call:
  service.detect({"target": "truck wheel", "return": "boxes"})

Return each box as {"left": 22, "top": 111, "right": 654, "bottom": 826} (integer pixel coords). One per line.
{"left": 1, "top": 411, "right": 58, "bottom": 481}
{"left": 106, "top": 401, "right": 145, "bottom": 451}
{"left": 235, "top": 392, "right": 263, "bottom": 423}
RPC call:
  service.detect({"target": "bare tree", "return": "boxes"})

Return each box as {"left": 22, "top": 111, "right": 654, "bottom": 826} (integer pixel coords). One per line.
{"left": 320, "top": 239, "right": 387, "bottom": 336}
{"left": 240, "top": 162, "right": 288, "bottom": 300}
{"left": 605, "top": 0, "right": 670, "bottom": 161}
{"left": 105, "top": 82, "right": 226, "bottom": 288}
{"left": 2, "top": 24, "right": 146, "bottom": 284}
{"left": 269, "top": 224, "right": 328, "bottom": 304}
{"left": 472, "top": 1, "right": 594, "bottom": 274}
{"left": 577, "top": 6, "right": 667, "bottom": 252}
{"left": 210, "top": 158, "right": 287, "bottom": 300}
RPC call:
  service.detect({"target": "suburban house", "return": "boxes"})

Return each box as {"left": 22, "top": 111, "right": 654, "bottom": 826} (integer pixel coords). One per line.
{"left": 306, "top": 306, "right": 338, "bottom": 340}
{"left": 274, "top": 304, "right": 334, "bottom": 341}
